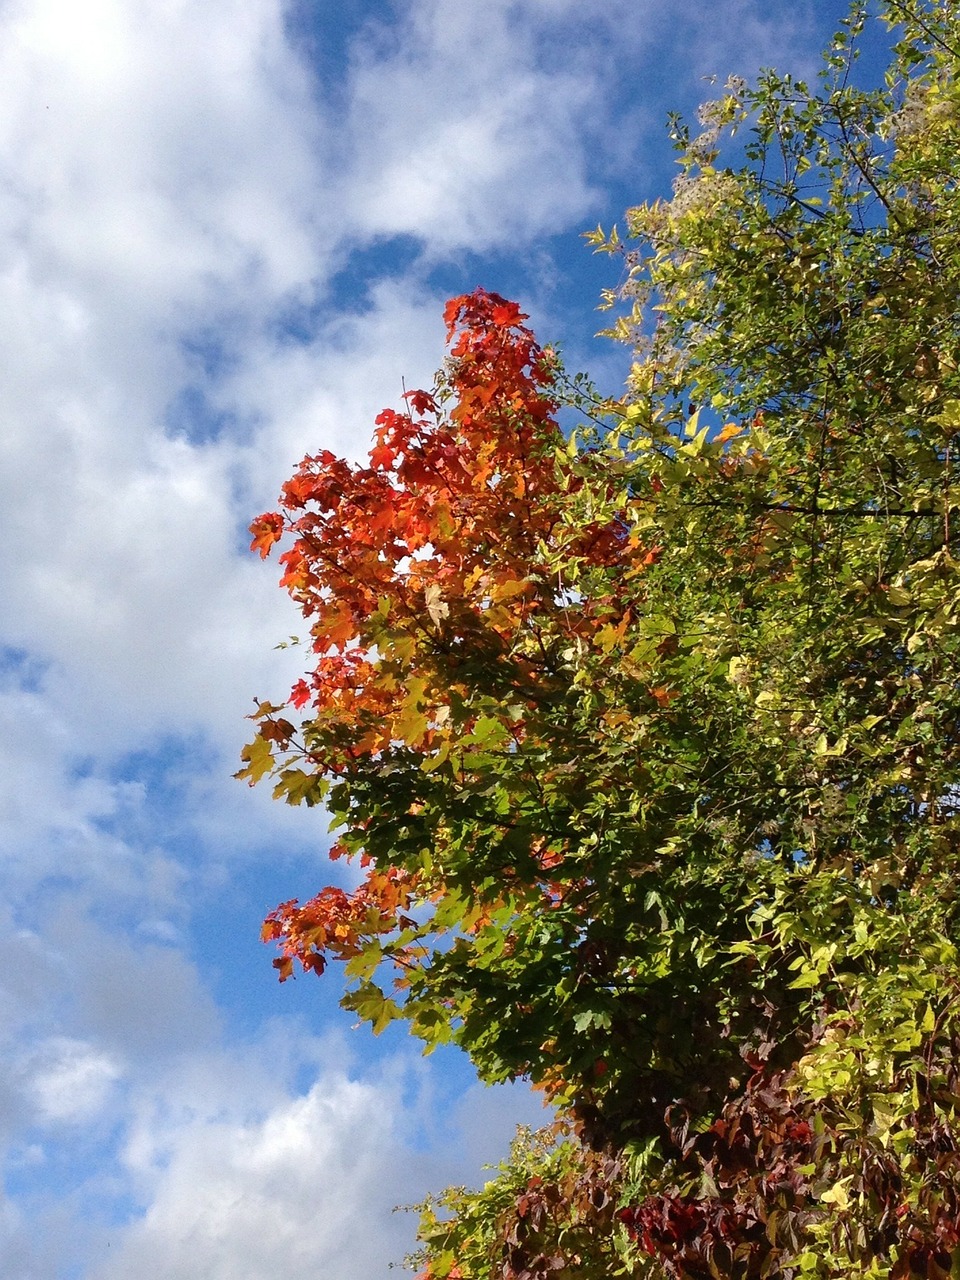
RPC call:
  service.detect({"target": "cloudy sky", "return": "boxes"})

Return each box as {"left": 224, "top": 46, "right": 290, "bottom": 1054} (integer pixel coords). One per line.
{"left": 0, "top": 0, "right": 877, "bottom": 1275}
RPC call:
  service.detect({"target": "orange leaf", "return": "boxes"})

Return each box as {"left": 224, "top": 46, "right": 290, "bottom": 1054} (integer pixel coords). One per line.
{"left": 249, "top": 512, "right": 284, "bottom": 558}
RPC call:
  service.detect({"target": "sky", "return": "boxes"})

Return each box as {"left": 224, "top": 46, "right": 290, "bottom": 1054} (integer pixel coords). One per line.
{"left": 0, "top": 1, "right": 883, "bottom": 1276}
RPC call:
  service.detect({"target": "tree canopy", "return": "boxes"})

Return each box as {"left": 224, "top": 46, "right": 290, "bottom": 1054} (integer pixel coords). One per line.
{"left": 239, "top": 2, "right": 960, "bottom": 1275}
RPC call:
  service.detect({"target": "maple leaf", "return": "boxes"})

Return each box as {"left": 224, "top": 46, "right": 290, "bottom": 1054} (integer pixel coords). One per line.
{"left": 249, "top": 511, "right": 284, "bottom": 558}
{"left": 235, "top": 733, "right": 275, "bottom": 785}
{"left": 404, "top": 388, "right": 438, "bottom": 416}
{"left": 369, "top": 441, "right": 398, "bottom": 470}
{"left": 424, "top": 581, "right": 450, "bottom": 627}
{"left": 490, "top": 300, "right": 524, "bottom": 328}
{"left": 715, "top": 422, "right": 745, "bottom": 444}
{"left": 290, "top": 679, "right": 311, "bottom": 709}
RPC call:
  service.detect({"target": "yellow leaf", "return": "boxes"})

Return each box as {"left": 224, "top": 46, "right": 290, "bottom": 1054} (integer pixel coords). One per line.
{"left": 236, "top": 734, "right": 275, "bottom": 785}
{"left": 932, "top": 398, "right": 960, "bottom": 430}
{"left": 489, "top": 577, "right": 529, "bottom": 603}
{"left": 820, "top": 1179, "right": 851, "bottom": 1209}
{"left": 424, "top": 581, "right": 450, "bottom": 627}
{"left": 395, "top": 705, "right": 429, "bottom": 746}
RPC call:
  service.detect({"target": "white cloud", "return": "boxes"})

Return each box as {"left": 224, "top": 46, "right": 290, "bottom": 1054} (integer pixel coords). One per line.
{"left": 76, "top": 1033, "right": 549, "bottom": 1280}
{"left": 340, "top": 0, "right": 607, "bottom": 251}
{"left": 0, "top": 0, "right": 326, "bottom": 307}
{"left": 93, "top": 1065, "right": 418, "bottom": 1280}
{"left": 28, "top": 1037, "right": 123, "bottom": 1125}
{"left": 0, "top": 0, "right": 330, "bottom": 770}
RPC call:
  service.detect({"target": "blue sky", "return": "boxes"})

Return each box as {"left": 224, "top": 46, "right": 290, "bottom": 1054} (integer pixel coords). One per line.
{"left": 0, "top": 0, "right": 885, "bottom": 1275}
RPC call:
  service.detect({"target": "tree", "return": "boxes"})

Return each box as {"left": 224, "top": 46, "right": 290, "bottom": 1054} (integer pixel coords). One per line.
{"left": 239, "top": 2, "right": 960, "bottom": 1275}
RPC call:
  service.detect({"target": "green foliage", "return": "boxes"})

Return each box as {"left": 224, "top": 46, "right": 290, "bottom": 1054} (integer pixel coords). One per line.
{"left": 244, "top": 2, "right": 960, "bottom": 1275}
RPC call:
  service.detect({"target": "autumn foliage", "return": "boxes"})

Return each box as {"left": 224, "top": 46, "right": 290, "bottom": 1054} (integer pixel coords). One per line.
{"left": 242, "top": 3, "right": 960, "bottom": 1277}
{"left": 248, "top": 287, "right": 630, "bottom": 779}
{"left": 246, "top": 287, "right": 653, "bottom": 1024}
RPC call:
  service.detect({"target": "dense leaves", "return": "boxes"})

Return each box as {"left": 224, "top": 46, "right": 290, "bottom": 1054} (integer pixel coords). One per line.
{"left": 242, "top": 2, "right": 960, "bottom": 1275}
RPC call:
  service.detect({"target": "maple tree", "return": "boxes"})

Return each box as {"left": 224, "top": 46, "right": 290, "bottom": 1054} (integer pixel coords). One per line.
{"left": 241, "top": 1, "right": 960, "bottom": 1276}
